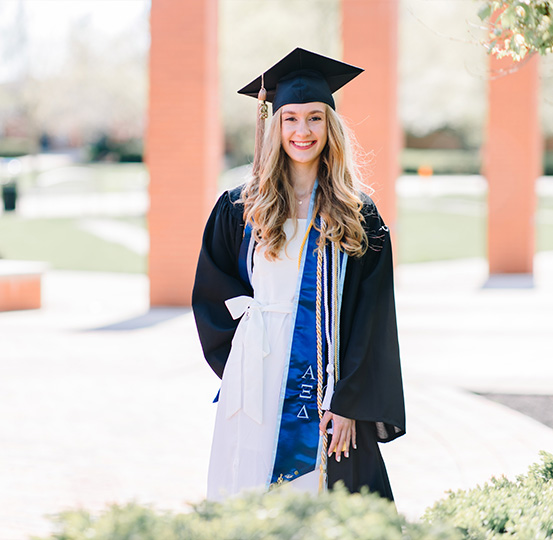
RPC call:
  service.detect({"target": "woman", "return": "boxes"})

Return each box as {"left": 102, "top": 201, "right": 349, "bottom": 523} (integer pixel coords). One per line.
{"left": 192, "top": 48, "right": 405, "bottom": 501}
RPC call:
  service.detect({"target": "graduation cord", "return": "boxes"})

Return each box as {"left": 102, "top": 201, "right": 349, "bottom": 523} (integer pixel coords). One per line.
{"left": 322, "top": 241, "right": 338, "bottom": 403}
{"left": 316, "top": 217, "right": 349, "bottom": 491}
{"left": 315, "top": 236, "right": 327, "bottom": 493}
{"left": 297, "top": 218, "right": 314, "bottom": 271}
{"left": 328, "top": 243, "right": 338, "bottom": 381}
{"left": 332, "top": 243, "right": 340, "bottom": 382}
{"left": 323, "top": 244, "right": 332, "bottom": 366}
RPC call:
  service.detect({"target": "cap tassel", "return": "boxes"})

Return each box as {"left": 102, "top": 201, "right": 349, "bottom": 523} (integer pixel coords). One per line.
{"left": 253, "top": 74, "right": 268, "bottom": 178}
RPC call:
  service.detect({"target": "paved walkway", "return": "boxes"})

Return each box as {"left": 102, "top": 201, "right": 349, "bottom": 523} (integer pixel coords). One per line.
{"left": 1, "top": 256, "right": 553, "bottom": 539}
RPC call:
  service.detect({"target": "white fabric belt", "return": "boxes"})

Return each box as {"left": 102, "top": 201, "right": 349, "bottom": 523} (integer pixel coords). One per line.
{"left": 224, "top": 295, "right": 294, "bottom": 424}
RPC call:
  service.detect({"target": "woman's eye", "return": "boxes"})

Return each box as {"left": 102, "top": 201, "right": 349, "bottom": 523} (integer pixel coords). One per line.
{"left": 310, "top": 116, "right": 322, "bottom": 122}
{"left": 284, "top": 117, "right": 296, "bottom": 122}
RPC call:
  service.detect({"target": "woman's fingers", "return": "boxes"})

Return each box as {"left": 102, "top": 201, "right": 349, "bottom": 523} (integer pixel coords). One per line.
{"left": 325, "top": 413, "right": 354, "bottom": 462}
{"left": 319, "top": 410, "right": 332, "bottom": 434}
{"left": 320, "top": 412, "right": 357, "bottom": 462}
{"left": 334, "top": 420, "right": 350, "bottom": 461}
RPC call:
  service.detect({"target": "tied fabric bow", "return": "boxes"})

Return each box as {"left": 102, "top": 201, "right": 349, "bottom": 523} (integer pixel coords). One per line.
{"left": 224, "top": 295, "right": 293, "bottom": 424}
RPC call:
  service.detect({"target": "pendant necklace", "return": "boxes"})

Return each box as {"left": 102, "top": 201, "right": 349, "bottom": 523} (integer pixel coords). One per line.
{"left": 296, "top": 188, "right": 313, "bottom": 205}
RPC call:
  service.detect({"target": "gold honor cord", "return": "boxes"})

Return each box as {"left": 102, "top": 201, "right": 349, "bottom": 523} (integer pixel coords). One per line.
{"left": 297, "top": 218, "right": 314, "bottom": 271}
{"left": 316, "top": 242, "right": 327, "bottom": 492}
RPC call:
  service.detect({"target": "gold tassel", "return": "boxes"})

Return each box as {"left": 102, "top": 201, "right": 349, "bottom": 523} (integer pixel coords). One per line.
{"left": 252, "top": 74, "right": 268, "bottom": 178}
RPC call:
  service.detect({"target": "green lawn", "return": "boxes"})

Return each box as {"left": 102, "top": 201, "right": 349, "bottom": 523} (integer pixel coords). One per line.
{"left": 0, "top": 215, "right": 146, "bottom": 273}
{"left": 397, "top": 202, "right": 486, "bottom": 263}
{"left": 398, "top": 194, "right": 553, "bottom": 263}
{"left": 0, "top": 162, "right": 148, "bottom": 272}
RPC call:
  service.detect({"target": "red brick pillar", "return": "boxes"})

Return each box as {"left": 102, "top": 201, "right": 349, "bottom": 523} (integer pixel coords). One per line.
{"left": 340, "top": 0, "right": 401, "bottom": 232}
{"left": 485, "top": 54, "right": 541, "bottom": 275}
{"left": 147, "top": 0, "right": 220, "bottom": 306}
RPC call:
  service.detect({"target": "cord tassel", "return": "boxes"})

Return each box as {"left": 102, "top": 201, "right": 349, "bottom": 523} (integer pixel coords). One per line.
{"left": 252, "top": 74, "right": 268, "bottom": 178}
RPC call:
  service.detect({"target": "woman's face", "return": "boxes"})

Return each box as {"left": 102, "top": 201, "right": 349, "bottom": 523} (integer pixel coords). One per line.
{"left": 280, "top": 102, "right": 328, "bottom": 168}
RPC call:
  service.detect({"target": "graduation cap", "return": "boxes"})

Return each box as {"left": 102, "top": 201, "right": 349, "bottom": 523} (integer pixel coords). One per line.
{"left": 238, "top": 47, "right": 363, "bottom": 113}
{"left": 239, "top": 48, "right": 363, "bottom": 176}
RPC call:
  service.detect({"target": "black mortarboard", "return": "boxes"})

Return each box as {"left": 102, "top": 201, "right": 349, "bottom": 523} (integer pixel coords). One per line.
{"left": 238, "top": 47, "right": 363, "bottom": 113}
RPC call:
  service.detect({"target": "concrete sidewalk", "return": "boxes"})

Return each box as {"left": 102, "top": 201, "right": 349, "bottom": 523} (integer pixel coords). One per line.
{"left": 1, "top": 255, "right": 553, "bottom": 539}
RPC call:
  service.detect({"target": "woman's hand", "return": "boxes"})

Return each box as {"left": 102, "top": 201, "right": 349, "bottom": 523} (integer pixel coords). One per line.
{"left": 319, "top": 411, "right": 356, "bottom": 462}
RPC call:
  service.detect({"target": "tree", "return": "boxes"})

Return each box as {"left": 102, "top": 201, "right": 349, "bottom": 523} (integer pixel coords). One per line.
{"left": 478, "top": 1, "right": 553, "bottom": 60}
{"left": 0, "top": 2, "right": 149, "bottom": 148}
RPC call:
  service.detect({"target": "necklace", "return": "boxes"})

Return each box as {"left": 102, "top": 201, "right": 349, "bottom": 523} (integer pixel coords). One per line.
{"left": 295, "top": 188, "right": 313, "bottom": 205}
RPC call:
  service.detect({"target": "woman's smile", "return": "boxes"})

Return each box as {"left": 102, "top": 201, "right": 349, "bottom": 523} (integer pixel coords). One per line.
{"left": 290, "top": 140, "right": 317, "bottom": 149}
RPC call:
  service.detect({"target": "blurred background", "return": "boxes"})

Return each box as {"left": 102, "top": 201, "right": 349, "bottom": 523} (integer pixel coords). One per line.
{"left": 1, "top": 0, "right": 551, "bottom": 269}
{"left": 0, "top": 0, "right": 149, "bottom": 272}
{"left": 1, "top": 1, "right": 553, "bottom": 539}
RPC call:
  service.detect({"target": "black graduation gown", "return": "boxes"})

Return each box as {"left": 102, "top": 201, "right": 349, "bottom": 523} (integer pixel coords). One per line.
{"left": 192, "top": 186, "right": 406, "bottom": 500}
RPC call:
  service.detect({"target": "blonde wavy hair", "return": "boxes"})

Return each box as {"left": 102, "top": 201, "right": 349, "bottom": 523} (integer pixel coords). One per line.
{"left": 241, "top": 104, "right": 369, "bottom": 260}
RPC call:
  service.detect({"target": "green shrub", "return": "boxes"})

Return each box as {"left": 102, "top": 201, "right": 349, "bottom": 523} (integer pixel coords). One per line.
{"left": 424, "top": 451, "right": 553, "bottom": 539}
{"left": 544, "top": 152, "right": 553, "bottom": 176}
{"left": 35, "top": 454, "right": 553, "bottom": 539}
{"left": 36, "top": 485, "right": 460, "bottom": 540}
{"left": 87, "top": 136, "right": 143, "bottom": 163}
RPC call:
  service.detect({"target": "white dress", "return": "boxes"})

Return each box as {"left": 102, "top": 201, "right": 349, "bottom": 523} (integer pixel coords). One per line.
{"left": 207, "top": 218, "right": 319, "bottom": 500}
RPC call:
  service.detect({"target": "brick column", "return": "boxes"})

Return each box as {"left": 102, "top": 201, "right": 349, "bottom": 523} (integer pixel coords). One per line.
{"left": 147, "top": 0, "right": 220, "bottom": 306}
{"left": 340, "top": 0, "right": 401, "bottom": 232}
{"left": 485, "top": 54, "right": 541, "bottom": 275}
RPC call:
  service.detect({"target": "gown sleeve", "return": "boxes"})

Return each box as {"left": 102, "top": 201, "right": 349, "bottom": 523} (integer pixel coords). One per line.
{"left": 330, "top": 195, "right": 406, "bottom": 443}
{"left": 192, "top": 187, "right": 253, "bottom": 379}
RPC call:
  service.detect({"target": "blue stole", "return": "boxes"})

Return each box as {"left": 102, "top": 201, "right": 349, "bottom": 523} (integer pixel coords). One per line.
{"left": 238, "top": 186, "right": 348, "bottom": 487}
{"left": 270, "top": 213, "right": 324, "bottom": 484}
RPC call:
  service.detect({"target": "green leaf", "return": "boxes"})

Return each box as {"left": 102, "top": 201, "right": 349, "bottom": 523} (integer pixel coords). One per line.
{"left": 478, "top": 3, "right": 493, "bottom": 21}
{"left": 501, "top": 6, "right": 518, "bottom": 28}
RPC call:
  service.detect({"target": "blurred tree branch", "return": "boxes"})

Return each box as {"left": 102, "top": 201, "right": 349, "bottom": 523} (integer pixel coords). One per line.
{"left": 478, "top": 1, "right": 553, "bottom": 60}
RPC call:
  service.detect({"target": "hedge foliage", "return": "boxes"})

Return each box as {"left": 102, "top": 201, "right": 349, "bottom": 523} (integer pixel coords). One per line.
{"left": 425, "top": 451, "right": 553, "bottom": 539}
{"left": 37, "top": 485, "right": 460, "bottom": 540}
{"left": 35, "top": 453, "right": 553, "bottom": 540}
